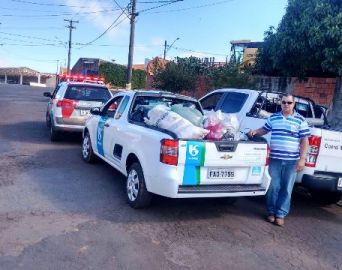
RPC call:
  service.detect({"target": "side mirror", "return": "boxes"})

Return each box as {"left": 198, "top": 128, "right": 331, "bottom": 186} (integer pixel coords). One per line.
{"left": 43, "top": 92, "right": 52, "bottom": 98}
{"left": 90, "top": 107, "right": 101, "bottom": 115}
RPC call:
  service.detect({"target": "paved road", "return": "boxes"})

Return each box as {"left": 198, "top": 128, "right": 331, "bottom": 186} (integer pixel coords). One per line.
{"left": 0, "top": 84, "right": 341, "bottom": 270}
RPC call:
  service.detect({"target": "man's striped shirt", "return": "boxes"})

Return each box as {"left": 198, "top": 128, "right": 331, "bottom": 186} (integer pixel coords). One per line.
{"left": 262, "top": 111, "right": 311, "bottom": 160}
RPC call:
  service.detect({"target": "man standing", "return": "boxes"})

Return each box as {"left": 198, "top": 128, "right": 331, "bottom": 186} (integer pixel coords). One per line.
{"left": 248, "top": 94, "right": 310, "bottom": 226}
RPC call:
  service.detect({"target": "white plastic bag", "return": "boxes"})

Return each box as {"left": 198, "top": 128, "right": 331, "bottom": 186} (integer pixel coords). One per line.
{"left": 171, "top": 104, "right": 203, "bottom": 127}
{"left": 203, "top": 110, "right": 240, "bottom": 140}
{"left": 144, "top": 105, "right": 209, "bottom": 139}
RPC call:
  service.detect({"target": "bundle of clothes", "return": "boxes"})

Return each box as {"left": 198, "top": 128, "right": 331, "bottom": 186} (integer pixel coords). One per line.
{"left": 144, "top": 104, "right": 240, "bottom": 140}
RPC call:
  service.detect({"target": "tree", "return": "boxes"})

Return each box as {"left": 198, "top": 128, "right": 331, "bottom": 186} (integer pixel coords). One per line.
{"left": 207, "top": 63, "right": 256, "bottom": 89}
{"left": 99, "top": 62, "right": 146, "bottom": 89}
{"left": 153, "top": 57, "right": 204, "bottom": 94}
{"left": 254, "top": 0, "right": 342, "bottom": 77}
{"left": 153, "top": 56, "right": 256, "bottom": 95}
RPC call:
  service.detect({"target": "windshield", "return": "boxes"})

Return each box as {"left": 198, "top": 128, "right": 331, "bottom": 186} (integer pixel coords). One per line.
{"left": 220, "top": 92, "right": 248, "bottom": 113}
{"left": 65, "top": 85, "right": 111, "bottom": 102}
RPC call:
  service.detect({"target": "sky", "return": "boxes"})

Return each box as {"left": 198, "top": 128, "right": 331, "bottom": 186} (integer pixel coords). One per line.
{"left": 0, "top": 0, "right": 288, "bottom": 74}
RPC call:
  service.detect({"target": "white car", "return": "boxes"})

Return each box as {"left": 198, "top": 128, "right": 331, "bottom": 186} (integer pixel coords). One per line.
{"left": 82, "top": 90, "right": 271, "bottom": 208}
{"left": 200, "top": 88, "right": 342, "bottom": 205}
{"left": 43, "top": 81, "right": 112, "bottom": 141}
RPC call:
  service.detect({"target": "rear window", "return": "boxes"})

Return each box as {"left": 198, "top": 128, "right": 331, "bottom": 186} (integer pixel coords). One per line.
{"left": 220, "top": 92, "right": 248, "bottom": 113}
{"left": 64, "top": 85, "right": 111, "bottom": 102}
{"left": 130, "top": 95, "right": 202, "bottom": 122}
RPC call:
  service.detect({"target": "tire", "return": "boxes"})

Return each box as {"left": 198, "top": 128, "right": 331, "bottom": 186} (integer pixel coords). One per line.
{"left": 126, "top": 162, "right": 152, "bottom": 209}
{"left": 82, "top": 132, "right": 97, "bottom": 163}
{"left": 46, "top": 112, "right": 51, "bottom": 128}
{"left": 50, "top": 121, "right": 60, "bottom": 142}
{"left": 310, "top": 191, "right": 341, "bottom": 205}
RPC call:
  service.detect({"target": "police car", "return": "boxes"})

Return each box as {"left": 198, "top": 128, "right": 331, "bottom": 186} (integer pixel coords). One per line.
{"left": 43, "top": 77, "right": 112, "bottom": 141}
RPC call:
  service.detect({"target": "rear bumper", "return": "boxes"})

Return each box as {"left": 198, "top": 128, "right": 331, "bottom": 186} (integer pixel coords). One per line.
{"left": 53, "top": 117, "right": 85, "bottom": 132}
{"left": 302, "top": 172, "right": 342, "bottom": 193}
{"left": 146, "top": 165, "right": 271, "bottom": 198}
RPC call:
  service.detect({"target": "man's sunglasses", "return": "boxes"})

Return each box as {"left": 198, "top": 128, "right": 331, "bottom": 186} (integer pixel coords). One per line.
{"left": 282, "top": 101, "right": 293, "bottom": 105}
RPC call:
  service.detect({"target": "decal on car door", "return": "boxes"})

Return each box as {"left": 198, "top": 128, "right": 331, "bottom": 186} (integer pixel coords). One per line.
{"left": 97, "top": 116, "right": 108, "bottom": 156}
{"left": 182, "top": 141, "right": 205, "bottom": 185}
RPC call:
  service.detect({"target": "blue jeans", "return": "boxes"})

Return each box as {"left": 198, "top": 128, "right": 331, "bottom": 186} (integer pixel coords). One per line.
{"left": 266, "top": 158, "right": 297, "bottom": 218}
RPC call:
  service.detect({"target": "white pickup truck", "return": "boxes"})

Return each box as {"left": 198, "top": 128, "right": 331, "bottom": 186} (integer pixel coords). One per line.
{"left": 200, "top": 89, "right": 342, "bottom": 205}
{"left": 82, "top": 90, "right": 271, "bottom": 208}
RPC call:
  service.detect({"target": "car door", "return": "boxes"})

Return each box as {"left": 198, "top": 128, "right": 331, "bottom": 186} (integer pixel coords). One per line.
{"left": 105, "top": 95, "right": 131, "bottom": 168}
{"left": 94, "top": 95, "right": 123, "bottom": 160}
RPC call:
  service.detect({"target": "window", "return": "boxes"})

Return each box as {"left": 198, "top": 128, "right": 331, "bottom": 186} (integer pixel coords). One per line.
{"left": 64, "top": 85, "right": 111, "bottom": 102}
{"left": 220, "top": 92, "right": 248, "bottom": 113}
{"left": 200, "top": 93, "right": 223, "bottom": 111}
{"left": 115, "top": 96, "right": 130, "bottom": 119}
{"left": 104, "top": 96, "right": 123, "bottom": 118}
{"left": 295, "top": 102, "right": 313, "bottom": 118}
{"left": 130, "top": 95, "right": 202, "bottom": 123}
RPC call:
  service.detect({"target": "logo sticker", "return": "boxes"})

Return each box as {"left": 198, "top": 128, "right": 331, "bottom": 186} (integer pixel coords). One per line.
{"left": 96, "top": 116, "right": 108, "bottom": 156}
{"left": 251, "top": 166, "right": 262, "bottom": 176}
{"left": 182, "top": 142, "right": 205, "bottom": 185}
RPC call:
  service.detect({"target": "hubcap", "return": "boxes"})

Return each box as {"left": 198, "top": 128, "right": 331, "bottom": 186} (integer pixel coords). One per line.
{"left": 127, "top": 169, "right": 139, "bottom": 202}
{"left": 82, "top": 135, "right": 90, "bottom": 158}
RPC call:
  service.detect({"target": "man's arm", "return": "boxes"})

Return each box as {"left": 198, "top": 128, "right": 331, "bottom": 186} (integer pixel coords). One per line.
{"left": 296, "top": 137, "right": 309, "bottom": 172}
{"left": 248, "top": 127, "right": 268, "bottom": 137}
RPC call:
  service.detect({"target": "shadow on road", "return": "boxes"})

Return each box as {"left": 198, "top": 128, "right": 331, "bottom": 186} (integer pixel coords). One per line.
{"left": 0, "top": 120, "right": 82, "bottom": 144}
{"left": 21, "top": 146, "right": 342, "bottom": 226}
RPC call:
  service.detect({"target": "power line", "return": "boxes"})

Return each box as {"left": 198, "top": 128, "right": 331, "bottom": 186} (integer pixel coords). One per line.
{"left": 0, "top": 8, "right": 122, "bottom": 17}
{"left": 77, "top": 6, "right": 128, "bottom": 48}
{"left": 142, "top": 0, "right": 234, "bottom": 14}
{"left": 172, "top": 46, "right": 227, "bottom": 57}
{"left": 8, "top": 0, "right": 114, "bottom": 9}
{"left": 0, "top": 31, "right": 65, "bottom": 43}
{"left": 112, "top": 0, "right": 130, "bottom": 19}
{"left": 138, "top": 0, "right": 183, "bottom": 13}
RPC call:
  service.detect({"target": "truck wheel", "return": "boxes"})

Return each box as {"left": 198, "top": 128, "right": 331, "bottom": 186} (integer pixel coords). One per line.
{"left": 126, "top": 162, "right": 152, "bottom": 209}
{"left": 310, "top": 191, "right": 341, "bottom": 205}
{"left": 82, "top": 132, "right": 97, "bottom": 163}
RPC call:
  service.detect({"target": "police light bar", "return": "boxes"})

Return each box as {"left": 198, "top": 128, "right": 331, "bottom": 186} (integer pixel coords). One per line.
{"left": 58, "top": 74, "right": 105, "bottom": 84}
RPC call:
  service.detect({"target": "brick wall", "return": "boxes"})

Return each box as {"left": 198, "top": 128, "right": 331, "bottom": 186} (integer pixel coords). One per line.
{"left": 255, "top": 76, "right": 336, "bottom": 106}
{"left": 292, "top": 77, "right": 336, "bottom": 106}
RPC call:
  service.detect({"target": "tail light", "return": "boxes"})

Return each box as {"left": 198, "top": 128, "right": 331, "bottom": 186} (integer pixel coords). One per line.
{"left": 160, "top": 139, "right": 178, "bottom": 166}
{"left": 265, "top": 144, "right": 270, "bottom": 166}
{"left": 305, "top": 135, "right": 321, "bottom": 167}
{"left": 56, "top": 99, "right": 77, "bottom": 118}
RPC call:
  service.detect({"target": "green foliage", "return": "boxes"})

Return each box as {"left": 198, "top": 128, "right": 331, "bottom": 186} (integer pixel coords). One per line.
{"left": 132, "top": 69, "right": 146, "bottom": 89}
{"left": 153, "top": 57, "right": 204, "bottom": 93}
{"left": 99, "top": 62, "right": 146, "bottom": 89}
{"left": 207, "top": 63, "right": 256, "bottom": 89}
{"left": 255, "top": 0, "right": 342, "bottom": 77}
{"left": 153, "top": 57, "right": 255, "bottom": 94}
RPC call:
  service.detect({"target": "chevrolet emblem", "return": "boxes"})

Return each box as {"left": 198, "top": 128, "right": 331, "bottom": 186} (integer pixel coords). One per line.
{"left": 220, "top": 154, "right": 233, "bottom": 160}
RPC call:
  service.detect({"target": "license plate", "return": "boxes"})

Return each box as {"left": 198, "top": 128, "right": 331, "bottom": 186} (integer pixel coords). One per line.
{"left": 338, "top": 177, "right": 342, "bottom": 188}
{"left": 208, "top": 168, "right": 235, "bottom": 179}
{"left": 80, "top": 110, "right": 90, "bottom": 116}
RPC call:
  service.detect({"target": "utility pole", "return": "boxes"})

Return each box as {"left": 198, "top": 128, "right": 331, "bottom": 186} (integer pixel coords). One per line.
{"left": 163, "top": 40, "right": 167, "bottom": 60}
{"left": 126, "top": 0, "right": 137, "bottom": 90}
{"left": 64, "top": 19, "right": 78, "bottom": 75}
{"left": 163, "top": 38, "right": 179, "bottom": 60}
